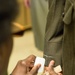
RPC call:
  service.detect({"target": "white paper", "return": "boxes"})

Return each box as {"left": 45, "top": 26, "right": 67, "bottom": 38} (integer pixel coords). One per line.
{"left": 34, "top": 57, "right": 45, "bottom": 73}
{"left": 54, "top": 65, "right": 62, "bottom": 73}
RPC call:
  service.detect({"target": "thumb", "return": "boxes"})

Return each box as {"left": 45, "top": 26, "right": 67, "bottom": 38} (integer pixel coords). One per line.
{"left": 49, "top": 60, "right": 55, "bottom": 71}
{"left": 58, "top": 73, "right": 63, "bottom": 75}
{"left": 30, "top": 64, "right": 41, "bottom": 75}
{"left": 48, "top": 60, "right": 57, "bottom": 74}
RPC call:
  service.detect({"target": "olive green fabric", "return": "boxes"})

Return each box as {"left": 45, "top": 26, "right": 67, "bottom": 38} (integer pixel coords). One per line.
{"left": 63, "top": 0, "right": 75, "bottom": 75}
{"left": 44, "top": 0, "right": 65, "bottom": 66}
{"left": 44, "top": 0, "right": 75, "bottom": 75}
{"left": 30, "top": 0, "right": 48, "bottom": 50}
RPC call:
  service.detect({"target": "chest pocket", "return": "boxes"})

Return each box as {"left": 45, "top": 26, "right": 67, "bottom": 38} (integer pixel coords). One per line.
{"left": 63, "top": 0, "right": 73, "bottom": 25}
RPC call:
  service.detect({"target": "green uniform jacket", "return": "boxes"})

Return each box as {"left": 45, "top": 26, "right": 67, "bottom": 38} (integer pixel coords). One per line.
{"left": 44, "top": 0, "right": 65, "bottom": 66}
{"left": 44, "top": 0, "right": 75, "bottom": 75}
{"left": 63, "top": 0, "right": 75, "bottom": 75}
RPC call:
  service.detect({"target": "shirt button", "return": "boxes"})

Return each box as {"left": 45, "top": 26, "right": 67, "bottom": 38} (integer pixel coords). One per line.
{"left": 62, "top": 12, "right": 65, "bottom": 17}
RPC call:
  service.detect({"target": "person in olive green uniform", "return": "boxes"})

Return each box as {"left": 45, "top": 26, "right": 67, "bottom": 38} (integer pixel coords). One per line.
{"left": 25, "top": 0, "right": 75, "bottom": 75}
{"left": 44, "top": 0, "right": 75, "bottom": 75}
{"left": 63, "top": 0, "right": 75, "bottom": 75}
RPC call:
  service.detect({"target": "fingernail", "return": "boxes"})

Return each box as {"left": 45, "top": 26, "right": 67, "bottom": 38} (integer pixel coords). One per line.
{"left": 51, "top": 60, "right": 55, "bottom": 62}
{"left": 50, "top": 60, "right": 55, "bottom": 66}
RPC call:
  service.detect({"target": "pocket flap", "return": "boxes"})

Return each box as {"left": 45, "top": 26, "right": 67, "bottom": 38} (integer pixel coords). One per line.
{"left": 63, "top": 0, "right": 73, "bottom": 25}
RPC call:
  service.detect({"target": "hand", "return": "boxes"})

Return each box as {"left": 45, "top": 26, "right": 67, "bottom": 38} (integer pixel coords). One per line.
{"left": 45, "top": 60, "right": 63, "bottom": 75}
{"left": 24, "top": 0, "right": 30, "bottom": 8}
{"left": 11, "top": 55, "right": 41, "bottom": 75}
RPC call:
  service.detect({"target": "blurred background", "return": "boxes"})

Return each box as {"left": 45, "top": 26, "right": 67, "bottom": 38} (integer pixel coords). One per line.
{"left": 8, "top": 0, "right": 48, "bottom": 74}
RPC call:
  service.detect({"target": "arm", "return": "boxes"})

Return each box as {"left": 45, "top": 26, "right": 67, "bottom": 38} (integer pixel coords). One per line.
{"left": 24, "top": 0, "right": 30, "bottom": 8}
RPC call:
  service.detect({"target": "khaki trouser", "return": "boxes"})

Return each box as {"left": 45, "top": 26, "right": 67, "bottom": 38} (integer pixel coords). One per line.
{"left": 30, "top": 0, "right": 48, "bottom": 50}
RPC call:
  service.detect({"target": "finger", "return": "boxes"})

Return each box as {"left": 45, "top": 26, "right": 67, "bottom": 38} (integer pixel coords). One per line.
{"left": 48, "top": 60, "right": 57, "bottom": 75}
{"left": 30, "top": 64, "right": 41, "bottom": 75}
{"left": 21, "top": 55, "right": 36, "bottom": 71}
{"left": 22, "top": 55, "right": 36, "bottom": 67}
{"left": 21, "top": 60, "right": 28, "bottom": 73}
{"left": 49, "top": 60, "right": 55, "bottom": 71}
{"left": 25, "top": 55, "right": 36, "bottom": 62}
{"left": 58, "top": 73, "right": 63, "bottom": 75}
{"left": 22, "top": 60, "right": 32, "bottom": 72}
{"left": 45, "top": 66, "right": 49, "bottom": 72}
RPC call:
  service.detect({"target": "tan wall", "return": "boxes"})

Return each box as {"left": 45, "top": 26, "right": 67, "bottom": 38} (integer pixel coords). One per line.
{"left": 14, "top": 0, "right": 31, "bottom": 27}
